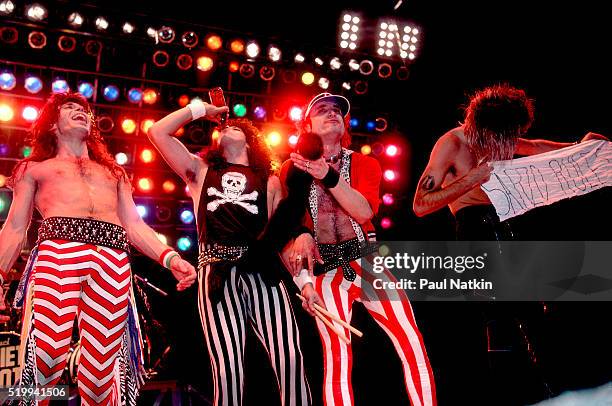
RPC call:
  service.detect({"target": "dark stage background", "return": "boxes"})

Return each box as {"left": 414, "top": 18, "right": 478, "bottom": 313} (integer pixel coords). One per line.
{"left": 2, "top": 0, "right": 612, "bottom": 404}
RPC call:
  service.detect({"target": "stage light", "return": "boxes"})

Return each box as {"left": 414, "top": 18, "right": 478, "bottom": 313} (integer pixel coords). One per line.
{"left": 359, "top": 60, "right": 374, "bottom": 75}
{"left": 380, "top": 217, "right": 392, "bottom": 229}
{"left": 339, "top": 12, "right": 360, "bottom": 50}
{"left": 141, "top": 119, "right": 155, "bottom": 134}
{"left": 152, "top": 50, "right": 170, "bottom": 67}
{"left": 360, "top": 144, "right": 372, "bottom": 155}
{"left": 397, "top": 66, "right": 409, "bottom": 80}
{"left": 180, "top": 209, "right": 194, "bottom": 224}
{"left": 0, "top": 174, "right": 6, "bottom": 188}
{"left": 163, "top": 180, "right": 176, "bottom": 193}
{"left": 57, "top": 35, "right": 76, "bottom": 53}
{"left": 253, "top": 106, "right": 267, "bottom": 120}
{"left": 206, "top": 34, "right": 222, "bottom": 51}
{"left": 181, "top": 31, "right": 199, "bottom": 48}
{"left": 28, "top": 31, "right": 47, "bottom": 49}
{"left": 268, "top": 45, "right": 281, "bottom": 62}
{"left": 178, "top": 94, "right": 190, "bottom": 107}
{"left": 97, "top": 115, "right": 114, "bottom": 133}
{"left": 281, "top": 70, "right": 297, "bottom": 83}
{"left": 259, "top": 66, "right": 276, "bottom": 81}
{"left": 376, "top": 117, "right": 388, "bottom": 132}
{"left": 22, "top": 106, "right": 38, "bottom": 122}
{"left": 115, "top": 152, "right": 128, "bottom": 165}
{"left": 230, "top": 39, "right": 245, "bottom": 54}
{"left": 121, "top": 118, "right": 136, "bottom": 134}
{"left": 288, "top": 134, "right": 298, "bottom": 147}
{"left": 0, "top": 104, "right": 14, "bottom": 122}
{"left": 266, "top": 131, "right": 282, "bottom": 147}
{"left": 348, "top": 59, "right": 359, "bottom": 71}
{"left": 239, "top": 63, "right": 255, "bottom": 78}
{"left": 52, "top": 79, "right": 69, "bottom": 94}
{"left": 301, "top": 72, "right": 315, "bottom": 85}
{"left": 314, "top": 57, "right": 324, "bottom": 66}
{"left": 174, "top": 127, "right": 184, "bottom": 137}
{"left": 318, "top": 77, "right": 330, "bottom": 90}
{"left": 196, "top": 56, "right": 214, "bottom": 72}
{"left": 177, "top": 236, "right": 192, "bottom": 252}
{"left": 103, "top": 85, "right": 120, "bottom": 101}
{"left": 0, "top": 72, "right": 16, "bottom": 90}
{"left": 85, "top": 40, "right": 102, "bottom": 56}
{"left": 0, "top": 0, "right": 15, "bottom": 15}
{"left": 95, "top": 17, "right": 109, "bottom": 31}
{"left": 211, "top": 129, "right": 220, "bottom": 142}
{"left": 77, "top": 82, "right": 94, "bottom": 99}
{"left": 137, "top": 177, "right": 153, "bottom": 192}
{"left": 342, "top": 82, "right": 351, "bottom": 90}
{"left": 383, "top": 170, "right": 396, "bottom": 181}
{"left": 229, "top": 61, "right": 240, "bottom": 72}
{"left": 233, "top": 103, "right": 247, "bottom": 117}
{"left": 366, "top": 120, "right": 376, "bottom": 131}
{"left": 246, "top": 41, "right": 260, "bottom": 58}
{"left": 382, "top": 193, "right": 394, "bottom": 206}
{"left": 156, "top": 205, "right": 171, "bottom": 221}
{"left": 143, "top": 89, "right": 158, "bottom": 104}
{"left": 289, "top": 106, "right": 303, "bottom": 122}
{"left": 272, "top": 107, "right": 286, "bottom": 121}
{"left": 188, "top": 127, "right": 206, "bottom": 143}
{"left": 330, "top": 57, "right": 342, "bottom": 70}
{"left": 0, "top": 194, "right": 6, "bottom": 213}
{"left": 122, "top": 22, "right": 135, "bottom": 34}
{"left": 67, "top": 12, "right": 83, "bottom": 27}
{"left": 136, "top": 205, "right": 147, "bottom": 218}
{"left": 0, "top": 144, "right": 8, "bottom": 156}
{"left": 127, "top": 88, "right": 143, "bottom": 104}
{"left": 26, "top": 3, "right": 46, "bottom": 21}
{"left": 294, "top": 53, "right": 305, "bottom": 63}
{"left": 22, "top": 146, "right": 32, "bottom": 157}
{"left": 146, "top": 27, "right": 157, "bottom": 39}
{"left": 0, "top": 26, "right": 18, "bottom": 45}
{"left": 140, "top": 148, "right": 155, "bottom": 163}
{"left": 158, "top": 26, "right": 175, "bottom": 43}
{"left": 350, "top": 118, "right": 360, "bottom": 128}
{"left": 378, "top": 63, "right": 392, "bottom": 78}
{"left": 354, "top": 80, "right": 368, "bottom": 95}
{"left": 157, "top": 233, "right": 168, "bottom": 244}
{"left": 23, "top": 76, "right": 42, "bottom": 94}
{"left": 386, "top": 145, "right": 398, "bottom": 157}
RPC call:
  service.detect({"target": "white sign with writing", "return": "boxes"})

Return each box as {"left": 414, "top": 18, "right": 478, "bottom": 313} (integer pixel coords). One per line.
{"left": 481, "top": 140, "right": 612, "bottom": 221}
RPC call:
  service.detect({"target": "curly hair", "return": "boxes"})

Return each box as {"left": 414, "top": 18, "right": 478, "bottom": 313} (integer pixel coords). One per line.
{"left": 8, "top": 92, "right": 125, "bottom": 187}
{"left": 464, "top": 84, "right": 535, "bottom": 162}
{"left": 202, "top": 118, "right": 277, "bottom": 179}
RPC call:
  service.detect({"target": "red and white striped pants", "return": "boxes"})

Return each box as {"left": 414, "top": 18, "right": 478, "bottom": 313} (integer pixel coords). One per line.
{"left": 313, "top": 259, "right": 436, "bottom": 406}
{"left": 31, "top": 239, "right": 131, "bottom": 405}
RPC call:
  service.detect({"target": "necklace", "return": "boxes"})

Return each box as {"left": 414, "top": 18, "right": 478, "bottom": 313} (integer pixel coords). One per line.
{"left": 325, "top": 151, "right": 341, "bottom": 164}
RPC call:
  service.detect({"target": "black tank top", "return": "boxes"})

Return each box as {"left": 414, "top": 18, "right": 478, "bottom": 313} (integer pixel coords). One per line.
{"left": 197, "top": 163, "right": 268, "bottom": 245}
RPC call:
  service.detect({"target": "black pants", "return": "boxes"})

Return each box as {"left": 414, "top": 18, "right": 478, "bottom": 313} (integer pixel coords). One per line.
{"left": 455, "top": 204, "right": 515, "bottom": 241}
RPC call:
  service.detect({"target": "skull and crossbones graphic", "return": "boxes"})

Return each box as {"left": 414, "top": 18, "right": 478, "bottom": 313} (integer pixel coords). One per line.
{"left": 207, "top": 172, "right": 259, "bottom": 214}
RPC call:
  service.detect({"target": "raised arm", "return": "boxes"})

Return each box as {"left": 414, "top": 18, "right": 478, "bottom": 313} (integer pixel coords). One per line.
{"left": 515, "top": 132, "right": 610, "bottom": 156}
{"left": 147, "top": 102, "right": 228, "bottom": 185}
{"left": 116, "top": 177, "right": 196, "bottom": 290}
{"left": 413, "top": 133, "right": 491, "bottom": 217}
{"left": 0, "top": 163, "right": 37, "bottom": 279}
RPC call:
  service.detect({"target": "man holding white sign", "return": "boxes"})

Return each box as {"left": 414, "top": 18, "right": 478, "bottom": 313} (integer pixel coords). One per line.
{"left": 413, "top": 84, "right": 608, "bottom": 240}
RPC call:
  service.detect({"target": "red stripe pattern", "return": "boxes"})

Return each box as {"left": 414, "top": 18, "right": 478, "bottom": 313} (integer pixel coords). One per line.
{"left": 32, "top": 239, "right": 130, "bottom": 406}
{"left": 314, "top": 259, "right": 437, "bottom": 406}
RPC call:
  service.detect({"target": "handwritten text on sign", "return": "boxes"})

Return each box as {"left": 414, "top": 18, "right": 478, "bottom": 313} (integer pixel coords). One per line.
{"left": 481, "top": 140, "right": 612, "bottom": 221}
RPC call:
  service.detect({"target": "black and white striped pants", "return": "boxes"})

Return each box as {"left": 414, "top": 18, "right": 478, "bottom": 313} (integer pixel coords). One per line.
{"left": 198, "top": 264, "right": 312, "bottom": 406}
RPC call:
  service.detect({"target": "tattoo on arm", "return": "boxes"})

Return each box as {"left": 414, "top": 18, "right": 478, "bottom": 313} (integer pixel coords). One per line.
{"left": 421, "top": 175, "right": 435, "bottom": 191}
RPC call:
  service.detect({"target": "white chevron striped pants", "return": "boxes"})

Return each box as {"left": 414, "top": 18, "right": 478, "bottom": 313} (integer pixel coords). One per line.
{"left": 198, "top": 265, "right": 312, "bottom": 406}
{"left": 30, "top": 239, "right": 131, "bottom": 405}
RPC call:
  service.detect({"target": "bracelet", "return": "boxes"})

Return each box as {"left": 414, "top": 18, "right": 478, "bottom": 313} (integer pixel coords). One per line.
{"left": 187, "top": 100, "right": 207, "bottom": 120}
{"left": 160, "top": 249, "right": 180, "bottom": 269}
{"left": 293, "top": 269, "right": 314, "bottom": 290}
{"left": 321, "top": 167, "right": 340, "bottom": 188}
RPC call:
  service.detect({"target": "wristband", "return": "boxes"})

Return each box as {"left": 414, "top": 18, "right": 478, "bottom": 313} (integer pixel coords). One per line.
{"left": 293, "top": 268, "right": 314, "bottom": 290}
{"left": 160, "top": 249, "right": 180, "bottom": 269}
{"left": 187, "top": 100, "right": 207, "bottom": 120}
{"left": 321, "top": 167, "right": 340, "bottom": 188}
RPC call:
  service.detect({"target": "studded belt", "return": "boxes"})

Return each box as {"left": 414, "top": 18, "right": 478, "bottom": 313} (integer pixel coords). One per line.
{"left": 198, "top": 243, "right": 248, "bottom": 270}
{"left": 317, "top": 238, "right": 379, "bottom": 282}
{"left": 37, "top": 216, "right": 129, "bottom": 252}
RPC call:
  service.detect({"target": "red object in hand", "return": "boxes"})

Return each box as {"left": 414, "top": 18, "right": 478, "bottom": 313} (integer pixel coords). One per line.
{"left": 208, "top": 87, "right": 228, "bottom": 125}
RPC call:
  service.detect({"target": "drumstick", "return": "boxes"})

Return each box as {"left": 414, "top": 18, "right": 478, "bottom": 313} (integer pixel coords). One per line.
{"left": 296, "top": 294, "right": 361, "bottom": 340}
{"left": 313, "top": 308, "right": 350, "bottom": 345}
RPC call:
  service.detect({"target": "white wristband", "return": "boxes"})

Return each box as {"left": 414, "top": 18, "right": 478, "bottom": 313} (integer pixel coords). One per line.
{"left": 187, "top": 100, "right": 207, "bottom": 120}
{"left": 293, "top": 269, "right": 313, "bottom": 291}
